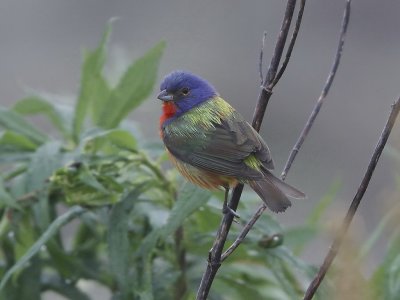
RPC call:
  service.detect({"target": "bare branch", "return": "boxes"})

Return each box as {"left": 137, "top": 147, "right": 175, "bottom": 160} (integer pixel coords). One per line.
{"left": 303, "top": 96, "right": 400, "bottom": 300}
{"left": 281, "top": 0, "right": 351, "bottom": 180}
{"left": 259, "top": 31, "right": 267, "bottom": 86}
{"left": 221, "top": 204, "right": 265, "bottom": 261}
{"left": 196, "top": 1, "right": 300, "bottom": 298}
{"left": 264, "top": 0, "right": 297, "bottom": 88}
{"left": 222, "top": 0, "right": 350, "bottom": 263}
{"left": 271, "top": 0, "right": 306, "bottom": 89}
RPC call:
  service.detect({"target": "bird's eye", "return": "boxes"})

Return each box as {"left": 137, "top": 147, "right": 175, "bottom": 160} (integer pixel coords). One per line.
{"left": 181, "top": 87, "right": 190, "bottom": 96}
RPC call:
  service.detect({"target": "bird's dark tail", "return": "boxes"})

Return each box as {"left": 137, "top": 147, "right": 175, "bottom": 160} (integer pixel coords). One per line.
{"left": 249, "top": 170, "right": 305, "bottom": 213}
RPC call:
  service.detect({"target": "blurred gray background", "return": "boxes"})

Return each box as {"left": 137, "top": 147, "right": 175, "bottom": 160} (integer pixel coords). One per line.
{"left": 1, "top": 0, "right": 400, "bottom": 298}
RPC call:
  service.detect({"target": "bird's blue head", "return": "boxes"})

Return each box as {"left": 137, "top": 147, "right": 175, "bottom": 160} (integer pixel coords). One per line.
{"left": 157, "top": 71, "right": 218, "bottom": 116}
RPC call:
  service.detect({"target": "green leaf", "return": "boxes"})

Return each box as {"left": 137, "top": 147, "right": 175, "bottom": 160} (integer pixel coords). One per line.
{"left": 265, "top": 252, "right": 304, "bottom": 299}
{"left": 14, "top": 214, "right": 37, "bottom": 262}
{"left": 388, "top": 255, "right": 400, "bottom": 298}
{"left": 0, "top": 108, "right": 47, "bottom": 145}
{"left": 83, "top": 129, "right": 137, "bottom": 153}
{"left": 108, "top": 187, "right": 147, "bottom": 298}
{"left": 164, "top": 183, "right": 211, "bottom": 234}
{"left": 370, "top": 233, "right": 400, "bottom": 299}
{"left": 13, "top": 96, "right": 70, "bottom": 139}
{"left": 0, "top": 152, "right": 32, "bottom": 163}
{"left": 0, "top": 178, "right": 21, "bottom": 210}
{"left": 2, "top": 257, "right": 41, "bottom": 300}
{"left": 137, "top": 183, "right": 211, "bottom": 257}
{"left": 88, "top": 75, "right": 111, "bottom": 126}
{"left": 133, "top": 183, "right": 210, "bottom": 297}
{"left": 0, "top": 206, "right": 86, "bottom": 290}
{"left": 359, "top": 205, "right": 398, "bottom": 260}
{"left": 0, "top": 130, "right": 38, "bottom": 151}
{"left": 284, "top": 226, "right": 316, "bottom": 255}
{"left": 73, "top": 23, "right": 111, "bottom": 141}
{"left": 98, "top": 41, "right": 166, "bottom": 129}
{"left": 41, "top": 275, "right": 90, "bottom": 300}
{"left": 49, "top": 157, "right": 131, "bottom": 206}
{"left": 25, "top": 141, "right": 63, "bottom": 192}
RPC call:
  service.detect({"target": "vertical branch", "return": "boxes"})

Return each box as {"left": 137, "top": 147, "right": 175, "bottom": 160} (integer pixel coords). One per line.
{"left": 196, "top": 0, "right": 305, "bottom": 299}
{"left": 174, "top": 226, "right": 187, "bottom": 299}
{"left": 259, "top": 32, "right": 267, "bottom": 85}
{"left": 271, "top": 0, "right": 306, "bottom": 89}
{"left": 303, "top": 97, "right": 400, "bottom": 300}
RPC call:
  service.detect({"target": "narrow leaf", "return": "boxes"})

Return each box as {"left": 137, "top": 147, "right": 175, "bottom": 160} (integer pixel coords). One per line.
{"left": 83, "top": 129, "right": 137, "bottom": 153}
{"left": 25, "top": 141, "right": 63, "bottom": 192}
{"left": 99, "top": 41, "right": 166, "bottom": 129}
{"left": 137, "top": 183, "right": 210, "bottom": 258}
{"left": 0, "top": 108, "right": 47, "bottom": 144}
{"left": 13, "top": 96, "right": 70, "bottom": 139}
{"left": 0, "top": 131, "right": 38, "bottom": 151}
{"left": 108, "top": 187, "right": 146, "bottom": 297}
{"left": 0, "top": 206, "right": 86, "bottom": 290}
{"left": 73, "top": 24, "right": 111, "bottom": 141}
{"left": 41, "top": 275, "right": 90, "bottom": 300}
{"left": 359, "top": 205, "right": 398, "bottom": 260}
{"left": 0, "top": 178, "right": 21, "bottom": 209}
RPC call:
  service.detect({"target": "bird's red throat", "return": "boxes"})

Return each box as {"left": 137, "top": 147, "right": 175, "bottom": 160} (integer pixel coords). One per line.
{"left": 159, "top": 102, "right": 177, "bottom": 127}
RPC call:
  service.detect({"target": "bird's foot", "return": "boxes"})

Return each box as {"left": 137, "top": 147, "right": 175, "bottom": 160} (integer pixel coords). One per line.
{"left": 222, "top": 203, "right": 240, "bottom": 219}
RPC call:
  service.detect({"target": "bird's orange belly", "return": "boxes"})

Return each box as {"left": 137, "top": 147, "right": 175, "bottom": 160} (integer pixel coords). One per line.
{"left": 167, "top": 150, "right": 237, "bottom": 190}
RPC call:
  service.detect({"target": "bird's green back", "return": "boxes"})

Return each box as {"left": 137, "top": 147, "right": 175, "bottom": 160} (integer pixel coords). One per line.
{"left": 163, "top": 96, "right": 235, "bottom": 138}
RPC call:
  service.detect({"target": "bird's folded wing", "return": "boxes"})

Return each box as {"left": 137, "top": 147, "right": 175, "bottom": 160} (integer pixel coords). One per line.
{"left": 163, "top": 114, "right": 274, "bottom": 180}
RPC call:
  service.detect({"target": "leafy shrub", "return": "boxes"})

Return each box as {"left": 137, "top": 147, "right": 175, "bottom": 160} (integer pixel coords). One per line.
{"left": 0, "top": 24, "right": 399, "bottom": 300}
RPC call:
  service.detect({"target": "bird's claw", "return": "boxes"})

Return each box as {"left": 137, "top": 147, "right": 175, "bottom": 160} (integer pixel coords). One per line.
{"left": 222, "top": 204, "right": 240, "bottom": 219}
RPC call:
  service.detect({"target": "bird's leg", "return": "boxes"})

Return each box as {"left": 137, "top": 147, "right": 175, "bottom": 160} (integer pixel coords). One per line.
{"left": 222, "top": 186, "right": 240, "bottom": 218}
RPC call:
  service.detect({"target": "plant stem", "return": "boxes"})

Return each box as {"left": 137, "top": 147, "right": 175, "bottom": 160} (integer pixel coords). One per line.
{"left": 303, "top": 96, "right": 400, "bottom": 300}
{"left": 196, "top": 1, "right": 303, "bottom": 298}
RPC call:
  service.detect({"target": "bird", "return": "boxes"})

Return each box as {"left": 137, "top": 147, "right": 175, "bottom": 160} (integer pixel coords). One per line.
{"left": 157, "top": 70, "right": 305, "bottom": 214}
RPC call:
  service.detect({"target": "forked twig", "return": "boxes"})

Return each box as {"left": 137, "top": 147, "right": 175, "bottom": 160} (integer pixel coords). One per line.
{"left": 282, "top": 0, "right": 351, "bottom": 180}
{"left": 222, "top": 0, "right": 349, "bottom": 262}
{"left": 196, "top": 0, "right": 302, "bottom": 299}
{"left": 271, "top": 0, "right": 306, "bottom": 89}
{"left": 303, "top": 97, "right": 400, "bottom": 300}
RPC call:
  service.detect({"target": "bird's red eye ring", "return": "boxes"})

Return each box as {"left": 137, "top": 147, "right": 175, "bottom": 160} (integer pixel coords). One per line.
{"left": 181, "top": 87, "right": 190, "bottom": 96}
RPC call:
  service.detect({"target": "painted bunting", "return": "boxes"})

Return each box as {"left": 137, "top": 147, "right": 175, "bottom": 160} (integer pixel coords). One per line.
{"left": 157, "top": 71, "right": 305, "bottom": 213}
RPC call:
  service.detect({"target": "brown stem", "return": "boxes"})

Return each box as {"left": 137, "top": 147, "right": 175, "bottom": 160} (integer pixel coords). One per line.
{"left": 271, "top": 0, "right": 306, "bottom": 89}
{"left": 222, "top": 0, "right": 314, "bottom": 263}
{"left": 259, "top": 31, "right": 267, "bottom": 86}
{"left": 303, "top": 97, "right": 400, "bottom": 300}
{"left": 196, "top": 1, "right": 301, "bottom": 299}
{"left": 174, "top": 226, "right": 187, "bottom": 299}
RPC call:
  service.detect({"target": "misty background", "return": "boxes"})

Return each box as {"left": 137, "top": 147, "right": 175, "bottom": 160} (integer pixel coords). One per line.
{"left": 1, "top": 0, "right": 400, "bottom": 296}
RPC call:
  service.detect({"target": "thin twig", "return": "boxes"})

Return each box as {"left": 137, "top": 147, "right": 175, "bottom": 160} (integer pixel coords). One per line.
{"left": 196, "top": 1, "right": 299, "bottom": 299}
{"left": 221, "top": 0, "right": 348, "bottom": 262}
{"left": 282, "top": 0, "right": 351, "bottom": 180}
{"left": 259, "top": 31, "right": 267, "bottom": 85}
{"left": 263, "top": 0, "right": 298, "bottom": 89}
{"left": 303, "top": 97, "right": 400, "bottom": 300}
{"left": 174, "top": 226, "right": 187, "bottom": 299}
{"left": 271, "top": 0, "right": 306, "bottom": 89}
{"left": 221, "top": 204, "right": 266, "bottom": 261}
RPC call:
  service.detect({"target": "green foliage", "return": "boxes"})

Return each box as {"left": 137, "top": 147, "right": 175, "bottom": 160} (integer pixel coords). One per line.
{"left": 0, "top": 23, "right": 399, "bottom": 300}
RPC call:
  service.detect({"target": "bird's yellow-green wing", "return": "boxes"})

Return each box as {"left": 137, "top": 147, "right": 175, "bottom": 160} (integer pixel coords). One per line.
{"left": 162, "top": 98, "right": 274, "bottom": 180}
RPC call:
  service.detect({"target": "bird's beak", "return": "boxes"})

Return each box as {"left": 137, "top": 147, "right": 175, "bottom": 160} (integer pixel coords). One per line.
{"left": 157, "top": 89, "right": 174, "bottom": 102}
